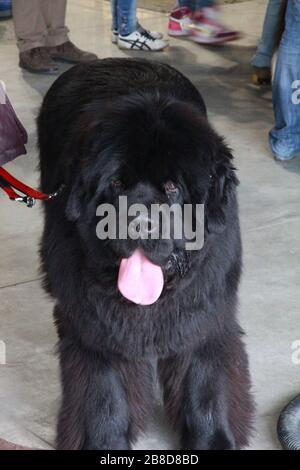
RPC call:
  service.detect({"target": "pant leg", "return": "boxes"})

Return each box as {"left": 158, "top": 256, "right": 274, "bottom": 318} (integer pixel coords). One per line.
{"left": 194, "top": 0, "right": 215, "bottom": 9}
{"left": 269, "top": 0, "right": 300, "bottom": 159}
{"left": 43, "top": 0, "right": 69, "bottom": 47}
{"left": 251, "top": 0, "right": 285, "bottom": 68}
{"left": 111, "top": 0, "right": 118, "bottom": 31}
{"left": 178, "top": 0, "right": 196, "bottom": 10}
{"left": 12, "top": 0, "right": 47, "bottom": 52}
{"left": 178, "top": 0, "right": 214, "bottom": 10}
{"left": 117, "top": 0, "right": 137, "bottom": 35}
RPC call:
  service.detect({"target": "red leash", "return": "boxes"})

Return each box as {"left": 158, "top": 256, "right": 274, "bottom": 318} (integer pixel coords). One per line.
{"left": 0, "top": 167, "right": 63, "bottom": 207}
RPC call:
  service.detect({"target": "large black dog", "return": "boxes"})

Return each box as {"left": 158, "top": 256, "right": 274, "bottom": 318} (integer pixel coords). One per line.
{"left": 38, "top": 58, "right": 254, "bottom": 450}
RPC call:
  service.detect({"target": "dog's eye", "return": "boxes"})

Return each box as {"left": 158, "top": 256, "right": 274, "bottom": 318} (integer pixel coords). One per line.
{"left": 164, "top": 181, "right": 178, "bottom": 195}
{"left": 111, "top": 179, "right": 123, "bottom": 189}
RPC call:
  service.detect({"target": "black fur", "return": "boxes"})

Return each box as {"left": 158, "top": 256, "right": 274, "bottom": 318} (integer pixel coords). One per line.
{"left": 38, "top": 58, "right": 254, "bottom": 450}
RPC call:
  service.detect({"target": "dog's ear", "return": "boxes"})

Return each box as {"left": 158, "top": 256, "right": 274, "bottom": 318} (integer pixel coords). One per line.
{"left": 206, "top": 142, "right": 239, "bottom": 234}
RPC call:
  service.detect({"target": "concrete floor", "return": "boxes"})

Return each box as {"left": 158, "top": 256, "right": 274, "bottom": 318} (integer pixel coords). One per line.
{"left": 1, "top": 0, "right": 300, "bottom": 450}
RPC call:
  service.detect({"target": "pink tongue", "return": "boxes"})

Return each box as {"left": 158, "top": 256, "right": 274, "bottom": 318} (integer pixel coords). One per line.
{"left": 118, "top": 249, "right": 164, "bottom": 305}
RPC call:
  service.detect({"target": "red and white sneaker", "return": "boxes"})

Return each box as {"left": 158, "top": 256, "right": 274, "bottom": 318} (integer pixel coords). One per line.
{"left": 168, "top": 7, "right": 193, "bottom": 37}
{"left": 188, "top": 7, "right": 240, "bottom": 44}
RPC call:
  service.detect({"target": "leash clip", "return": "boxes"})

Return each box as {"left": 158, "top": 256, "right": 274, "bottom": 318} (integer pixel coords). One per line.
{"left": 15, "top": 196, "right": 36, "bottom": 208}
{"left": 0, "top": 168, "right": 66, "bottom": 207}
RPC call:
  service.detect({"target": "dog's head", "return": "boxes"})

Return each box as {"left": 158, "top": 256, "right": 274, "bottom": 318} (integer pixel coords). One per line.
{"left": 64, "top": 93, "right": 238, "bottom": 305}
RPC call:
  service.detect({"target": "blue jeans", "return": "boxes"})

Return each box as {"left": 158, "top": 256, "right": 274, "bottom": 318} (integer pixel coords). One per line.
{"left": 178, "top": 0, "right": 214, "bottom": 10}
{"left": 251, "top": 0, "right": 284, "bottom": 68}
{"left": 111, "top": 0, "right": 137, "bottom": 35}
{"left": 269, "top": 0, "right": 300, "bottom": 160}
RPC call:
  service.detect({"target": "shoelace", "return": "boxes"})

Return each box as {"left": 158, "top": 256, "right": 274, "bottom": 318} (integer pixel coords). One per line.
{"left": 140, "top": 29, "right": 156, "bottom": 42}
{"left": 136, "top": 22, "right": 155, "bottom": 39}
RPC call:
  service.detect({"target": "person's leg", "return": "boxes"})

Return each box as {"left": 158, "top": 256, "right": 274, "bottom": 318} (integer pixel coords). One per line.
{"left": 269, "top": 0, "right": 300, "bottom": 160}
{"left": 111, "top": 0, "right": 118, "bottom": 32}
{"left": 12, "top": 0, "right": 58, "bottom": 73}
{"left": 194, "top": 0, "right": 214, "bottom": 9}
{"left": 45, "top": 0, "right": 97, "bottom": 63}
{"left": 117, "top": 0, "right": 137, "bottom": 36}
{"left": 178, "top": 0, "right": 219, "bottom": 11}
{"left": 251, "top": 0, "right": 285, "bottom": 69}
{"left": 178, "top": 0, "right": 196, "bottom": 10}
{"left": 12, "top": 0, "right": 47, "bottom": 52}
{"left": 43, "top": 0, "right": 69, "bottom": 48}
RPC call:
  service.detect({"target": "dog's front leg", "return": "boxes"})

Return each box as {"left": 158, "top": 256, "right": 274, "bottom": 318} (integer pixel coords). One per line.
{"left": 179, "top": 346, "right": 237, "bottom": 450}
{"left": 56, "top": 339, "right": 130, "bottom": 450}
{"left": 159, "top": 337, "right": 253, "bottom": 450}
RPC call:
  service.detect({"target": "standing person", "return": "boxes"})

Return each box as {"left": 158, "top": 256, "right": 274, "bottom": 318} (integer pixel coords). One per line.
{"left": 168, "top": 0, "right": 240, "bottom": 44}
{"left": 251, "top": 0, "right": 287, "bottom": 86}
{"left": 269, "top": 0, "right": 300, "bottom": 161}
{"left": 12, "top": 0, "right": 97, "bottom": 74}
{"left": 111, "top": 0, "right": 168, "bottom": 51}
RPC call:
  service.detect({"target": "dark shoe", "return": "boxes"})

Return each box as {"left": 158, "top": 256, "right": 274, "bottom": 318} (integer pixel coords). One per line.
{"left": 48, "top": 41, "right": 98, "bottom": 64}
{"left": 19, "top": 47, "right": 59, "bottom": 74}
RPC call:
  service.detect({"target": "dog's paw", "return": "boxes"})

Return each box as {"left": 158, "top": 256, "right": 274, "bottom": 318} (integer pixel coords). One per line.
{"left": 209, "top": 429, "right": 236, "bottom": 450}
{"left": 183, "top": 428, "right": 236, "bottom": 450}
{"left": 84, "top": 437, "right": 130, "bottom": 450}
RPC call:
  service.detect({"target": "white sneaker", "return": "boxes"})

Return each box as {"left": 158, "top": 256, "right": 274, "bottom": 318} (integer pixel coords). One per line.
{"left": 117, "top": 30, "right": 168, "bottom": 51}
{"left": 112, "top": 23, "right": 164, "bottom": 44}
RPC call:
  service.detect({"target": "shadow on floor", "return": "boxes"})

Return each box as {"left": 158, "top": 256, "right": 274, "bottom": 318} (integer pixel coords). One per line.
{"left": 20, "top": 43, "right": 285, "bottom": 133}
{"left": 274, "top": 156, "right": 300, "bottom": 176}
{"left": 20, "top": 63, "right": 72, "bottom": 99}
{"left": 121, "top": 43, "right": 274, "bottom": 125}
